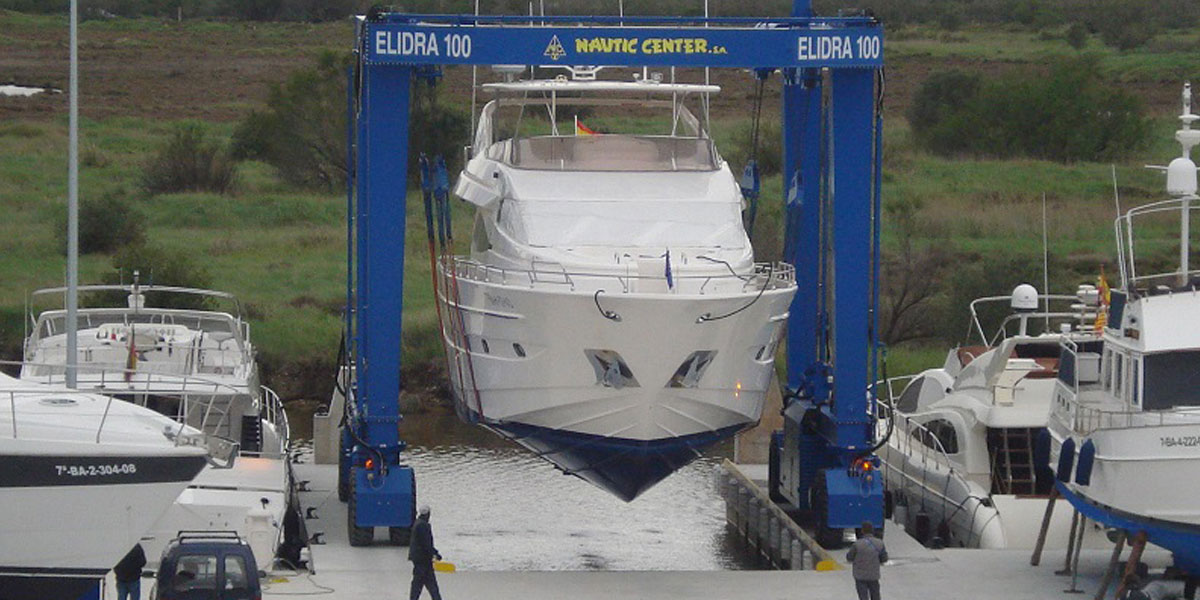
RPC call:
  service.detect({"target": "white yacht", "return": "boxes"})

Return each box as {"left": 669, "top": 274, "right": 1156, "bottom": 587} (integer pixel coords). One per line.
{"left": 21, "top": 279, "right": 294, "bottom": 569}
{"left": 438, "top": 73, "right": 797, "bottom": 501}
{"left": 0, "top": 372, "right": 209, "bottom": 600}
{"left": 1048, "top": 84, "right": 1200, "bottom": 572}
{"left": 879, "top": 285, "right": 1106, "bottom": 548}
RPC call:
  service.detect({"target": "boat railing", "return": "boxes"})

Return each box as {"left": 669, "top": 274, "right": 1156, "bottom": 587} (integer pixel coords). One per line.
{"left": 21, "top": 359, "right": 245, "bottom": 395}
{"left": 0, "top": 375, "right": 236, "bottom": 468}
{"left": 441, "top": 256, "right": 795, "bottom": 294}
{"left": 246, "top": 385, "right": 290, "bottom": 457}
{"left": 18, "top": 358, "right": 250, "bottom": 440}
{"left": 1115, "top": 198, "right": 1200, "bottom": 290}
{"left": 968, "top": 295, "right": 1099, "bottom": 346}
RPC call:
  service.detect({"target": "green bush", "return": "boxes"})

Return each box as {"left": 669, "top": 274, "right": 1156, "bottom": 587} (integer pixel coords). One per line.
{"left": 1066, "top": 22, "right": 1088, "bottom": 50}
{"left": 908, "top": 58, "right": 1149, "bottom": 162}
{"left": 55, "top": 189, "right": 146, "bottom": 255}
{"left": 91, "top": 243, "right": 214, "bottom": 310}
{"left": 231, "top": 51, "right": 350, "bottom": 190}
{"left": 233, "top": 51, "right": 469, "bottom": 191}
{"left": 1087, "top": 0, "right": 1160, "bottom": 50}
{"left": 725, "top": 119, "right": 782, "bottom": 177}
{"left": 142, "top": 123, "right": 236, "bottom": 195}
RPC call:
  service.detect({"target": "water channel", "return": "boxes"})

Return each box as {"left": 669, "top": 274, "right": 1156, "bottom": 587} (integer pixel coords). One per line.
{"left": 294, "top": 412, "right": 762, "bottom": 571}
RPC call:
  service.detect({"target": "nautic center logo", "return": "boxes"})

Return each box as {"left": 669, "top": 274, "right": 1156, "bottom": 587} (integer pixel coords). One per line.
{"left": 544, "top": 35, "right": 566, "bottom": 60}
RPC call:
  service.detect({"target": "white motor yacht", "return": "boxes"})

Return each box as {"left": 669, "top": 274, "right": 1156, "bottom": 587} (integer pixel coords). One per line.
{"left": 0, "top": 372, "right": 209, "bottom": 600}
{"left": 438, "top": 73, "right": 797, "bottom": 501}
{"left": 879, "top": 285, "right": 1107, "bottom": 548}
{"left": 1047, "top": 84, "right": 1200, "bottom": 573}
{"left": 20, "top": 279, "right": 294, "bottom": 569}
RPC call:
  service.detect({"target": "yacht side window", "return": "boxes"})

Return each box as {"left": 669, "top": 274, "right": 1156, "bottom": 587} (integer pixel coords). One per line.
{"left": 1131, "top": 357, "right": 1141, "bottom": 407}
{"left": 1113, "top": 353, "right": 1124, "bottom": 397}
{"left": 922, "top": 418, "right": 959, "bottom": 455}
{"left": 1102, "top": 348, "right": 1112, "bottom": 390}
{"left": 1142, "top": 351, "right": 1200, "bottom": 410}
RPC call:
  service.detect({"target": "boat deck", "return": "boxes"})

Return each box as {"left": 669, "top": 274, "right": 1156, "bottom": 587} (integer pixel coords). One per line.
{"left": 248, "top": 462, "right": 1169, "bottom": 600}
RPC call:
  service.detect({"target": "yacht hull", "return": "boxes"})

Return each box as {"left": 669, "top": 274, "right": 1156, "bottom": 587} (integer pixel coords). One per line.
{"left": 440, "top": 267, "right": 794, "bottom": 500}
{"left": 139, "top": 456, "right": 292, "bottom": 569}
{"left": 881, "top": 434, "right": 1090, "bottom": 549}
{"left": 0, "top": 446, "right": 206, "bottom": 600}
{"left": 1049, "top": 420, "right": 1200, "bottom": 567}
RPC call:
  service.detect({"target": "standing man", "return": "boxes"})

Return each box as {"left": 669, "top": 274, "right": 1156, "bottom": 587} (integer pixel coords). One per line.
{"left": 113, "top": 543, "right": 146, "bottom": 600}
{"left": 409, "top": 504, "right": 443, "bottom": 600}
{"left": 846, "top": 521, "right": 888, "bottom": 600}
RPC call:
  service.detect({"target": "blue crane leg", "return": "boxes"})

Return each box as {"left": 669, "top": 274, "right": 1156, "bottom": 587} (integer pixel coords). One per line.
{"left": 353, "top": 62, "right": 416, "bottom": 528}
{"left": 782, "top": 69, "right": 823, "bottom": 393}
{"left": 828, "top": 68, "right": 876, "bottom": 451}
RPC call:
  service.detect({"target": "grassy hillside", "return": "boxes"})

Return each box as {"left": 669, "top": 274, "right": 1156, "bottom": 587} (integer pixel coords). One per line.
{"left": 2, "top": 10, "right": 1198, "bottom": 399}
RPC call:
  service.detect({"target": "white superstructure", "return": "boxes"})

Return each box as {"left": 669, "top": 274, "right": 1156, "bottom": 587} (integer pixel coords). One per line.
{"left": 438, "top": 73, "right": 797, "bottom": 501}
{"left": 20, "top": 281, "right": 294, "bottom": 569}
{"left": 0, "top": 372, "right": 208, "bottom": 599}
{"left": 879, "top": 287, "right": 1107, "bottom": 549}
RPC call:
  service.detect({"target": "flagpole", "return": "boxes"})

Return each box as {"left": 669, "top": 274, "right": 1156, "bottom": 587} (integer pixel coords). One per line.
{"left": 66, "top": 0, "right": 79, "bottom": 389}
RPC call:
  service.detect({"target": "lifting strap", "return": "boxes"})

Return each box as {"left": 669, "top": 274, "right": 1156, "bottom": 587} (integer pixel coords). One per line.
{"left": 741, "top": 69, "right": 770, "bottom": 237}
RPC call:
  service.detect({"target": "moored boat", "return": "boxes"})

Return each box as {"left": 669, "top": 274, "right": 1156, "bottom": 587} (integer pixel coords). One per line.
{"left": 1046, "top": 83, "right": 1200, "bottom": 575}
{"left": 0, "top": 373, "right": 210, "bottom": 600}
{"left": 20, "top": 278, "right": 295, "bottom": 569}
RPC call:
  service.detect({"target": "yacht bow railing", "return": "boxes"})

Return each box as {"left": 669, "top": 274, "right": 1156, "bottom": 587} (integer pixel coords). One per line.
{"left": 441, "top": 256, "right": 795, "bottom": 294}
{"left": 256, "top": 385, "right": 290, "bottom": 457}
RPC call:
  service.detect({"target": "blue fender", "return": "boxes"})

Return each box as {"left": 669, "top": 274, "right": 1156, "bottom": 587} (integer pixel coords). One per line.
{"left": 1057, "top": 437, "right": 1076, "bottom": 483}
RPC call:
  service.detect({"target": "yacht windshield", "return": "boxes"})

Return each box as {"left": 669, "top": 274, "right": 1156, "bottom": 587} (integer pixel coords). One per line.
{"left": 499, "top": 198, "right": 744, "bottom": 248}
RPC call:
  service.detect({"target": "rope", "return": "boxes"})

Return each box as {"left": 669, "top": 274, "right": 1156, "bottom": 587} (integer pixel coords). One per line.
{"left": 593, "top": 290, "right": 621, "bottom": 321}
{"left": 696, "top": 263, "right": 773, "bottom": 323}
{"left": 431, "top": 160, "right": 484, "bottom": 420}
{"left": 742, "top": 75, "right": 767, "bottom": 237}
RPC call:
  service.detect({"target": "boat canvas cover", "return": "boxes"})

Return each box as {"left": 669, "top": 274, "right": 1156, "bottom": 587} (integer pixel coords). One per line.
{"left": 498, "top": 169, "right": 745, "bottom": 249}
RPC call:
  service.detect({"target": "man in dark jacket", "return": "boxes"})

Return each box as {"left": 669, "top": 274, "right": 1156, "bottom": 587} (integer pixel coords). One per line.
{"left": 846, "top": 521, "right": 888, "bottom": 600}
{"left": 409, "top": 505, "right": 443, "bottom": 600}
{"left": 113, "top": 543, "right": 147, "bottom": 600}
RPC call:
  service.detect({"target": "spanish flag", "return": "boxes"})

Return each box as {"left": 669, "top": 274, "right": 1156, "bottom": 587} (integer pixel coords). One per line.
{"left": 124, "top": 326, "right": 138, "bottom": 382}
{"left": 575, "top": 115, "right": 596, "bottom": 136}
{"left": 1094, "top": 268, "right": 1111, "bottom": 332}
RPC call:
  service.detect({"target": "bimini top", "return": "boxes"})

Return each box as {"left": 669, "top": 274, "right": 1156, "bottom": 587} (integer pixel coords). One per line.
{"left": 482, "top": 80, "right": 720, "bottom": 95}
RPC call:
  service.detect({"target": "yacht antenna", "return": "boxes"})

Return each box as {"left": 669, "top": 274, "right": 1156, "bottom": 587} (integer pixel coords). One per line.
{"left": 1042, "top": 192, "right": 1050, "bottom": 331}
{"left": 468, "top": 0, "right": 479, "bottom": 157}
{"left": 1176, "top": 82, "right": 1198, "bottom": 284}
{"left": 1111, "top": 165, "right": 1127, "bottom": 286}
{"left": 66, "top": 0, "right": 80, "bottom": 389}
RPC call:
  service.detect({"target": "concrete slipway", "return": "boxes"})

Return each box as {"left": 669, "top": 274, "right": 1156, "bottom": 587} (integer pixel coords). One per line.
{"left": 257, "top": 462, "right": 1169, "bottom": 600}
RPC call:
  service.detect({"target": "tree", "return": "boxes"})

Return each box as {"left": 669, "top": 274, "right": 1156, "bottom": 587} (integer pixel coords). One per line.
{"left": 233, "top": 51, "right": 469, "bottom": 191}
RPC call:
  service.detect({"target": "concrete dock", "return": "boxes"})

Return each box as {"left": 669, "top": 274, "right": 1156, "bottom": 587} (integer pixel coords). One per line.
{"left": 259, "top": 461, "right": 1170, "bottom": 599}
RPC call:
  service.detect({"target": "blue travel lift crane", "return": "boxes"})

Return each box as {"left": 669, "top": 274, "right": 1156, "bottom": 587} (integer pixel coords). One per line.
{"left": 339, "top": 1, "right": 886, "bottom": 547}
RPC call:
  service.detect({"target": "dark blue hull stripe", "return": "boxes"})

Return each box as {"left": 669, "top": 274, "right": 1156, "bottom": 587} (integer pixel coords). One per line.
{"left": 0, "top": 568, "right": 108, "bottom": 600}
{"left": 0, "top": 454, "right": 207, "bottom": 488}
{"left": 457, "top": 402, "right": 746, "bottom": 501}
{"left": 1057, "top": 482, "right": 1200, "bottom": 572}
